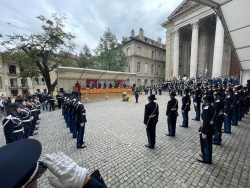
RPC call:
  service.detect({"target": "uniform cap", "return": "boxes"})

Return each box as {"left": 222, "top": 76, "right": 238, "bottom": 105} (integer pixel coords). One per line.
{"left": 148, "top": 94, "right": 157, "bottom": 100}
{"left": 170, "top": 91, "right": 177, "bottom": 97}
{"left": 0, "top": 139, "right": 47, "bottom": 187}
{"left": 10, "top": 102, "right": 20, "bottom": 110}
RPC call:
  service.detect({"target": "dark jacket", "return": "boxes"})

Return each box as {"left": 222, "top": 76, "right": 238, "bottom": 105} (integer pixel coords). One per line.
{"left": 181, "top": 94, "right": 191, "bottom": 111}
{"left": 144, "top": 102, "right": 159, "bottom": 125}
{"left": 201, "top": 104, "right": 215, "bottom": 135}
{"left": 213, "top": 98, "right": 224, "bottom": 123}
{"left": 166, "top": 98, "right": 178, "bottom": 117}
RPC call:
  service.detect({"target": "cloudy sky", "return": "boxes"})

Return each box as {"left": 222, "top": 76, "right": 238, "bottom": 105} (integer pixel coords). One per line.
{"left": 0, "top": 0, "right": 183, "bottom": 53}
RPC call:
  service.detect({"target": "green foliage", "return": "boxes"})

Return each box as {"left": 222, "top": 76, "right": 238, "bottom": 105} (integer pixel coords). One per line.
{"left": 1, "top": 13, "right": 76, "bottom": 93}
{"left": 77, "top": 45, "right": 95, "bottom": 68}
{"left": 138, "top": 84, "right": 143, "bottom": 92}
{"left": 94, "top": 28, "right": 127, "bottom": 71}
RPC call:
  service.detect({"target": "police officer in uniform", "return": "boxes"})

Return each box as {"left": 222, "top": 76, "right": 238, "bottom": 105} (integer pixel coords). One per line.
{"left": 192, "top": 83, "right": 202, "bottom": 121}
{"left": 197, "top": 95, "right": 215, "bottom": 164}
{"left": 2, "top": 103, "right": 25, "bottom": 144}
{"left": 134, "top": 87, "right": 140, "bottom": 103}
{"left": 56, "top": 92, "right": 63, "bottom": 109}
{"left": 76, "top": 101, "right": 87, "bottom": 148}
{"left": 144, "top": 94, "right": 159, "bottom": 149}
{"left": 166, "top": 91, "right": 178, "bottom": 136}
{"left": 179, "top": 89, "right": 191, "bottom": 128}
{"left": 212, "top": 92, "right": 224, "bottom": 145}
{"left": 15, "top": 98, "right": 33, "bottom": 138}
{"left": 224, "top": 88, "right": 234, "bottom": 133}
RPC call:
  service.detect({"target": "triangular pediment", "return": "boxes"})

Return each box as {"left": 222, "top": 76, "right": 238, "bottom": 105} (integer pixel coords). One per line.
{"left": 168, "top": 0, "right": 197, "bottom": 19}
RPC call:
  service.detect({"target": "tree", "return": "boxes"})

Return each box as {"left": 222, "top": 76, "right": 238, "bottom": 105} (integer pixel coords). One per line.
{"left": 1, "top": 13, "right": 76, "bottom": 93}
{"left": 94, "top": 28, "right": 127, "bottom": 71}
{"left": 77, "top": 45, "right": 95, "bottom": 68}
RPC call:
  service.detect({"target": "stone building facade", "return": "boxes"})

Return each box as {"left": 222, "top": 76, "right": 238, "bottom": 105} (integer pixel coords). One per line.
{"left": 161, "top": 0, "right": 237, "bottom": 80}
{"left": 0, "top": 57, "right": 56, "bottom": 96}
{"left": 122, "top": 28, "right": 166, "bottom": 87}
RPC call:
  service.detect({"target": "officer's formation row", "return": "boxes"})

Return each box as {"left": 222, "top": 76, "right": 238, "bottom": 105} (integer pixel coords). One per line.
{"left": 144, "top": 83, "right": 250, "bottom": 165}
{"left": 60, "top": 95, "right": 87, "bottom": 149}
{"left": 2, "top": 96, "right": 43, "bottom": 144}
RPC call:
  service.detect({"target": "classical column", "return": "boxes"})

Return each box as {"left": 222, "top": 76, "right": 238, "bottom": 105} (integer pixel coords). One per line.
{"left": 173, "top": 28, "right": 179, "bottom": 78}
{"left": 190, "top": 20, "right": 199, "bottom": 79}
{"left": 212, "top": 16, "right": 224, "bottom": 78}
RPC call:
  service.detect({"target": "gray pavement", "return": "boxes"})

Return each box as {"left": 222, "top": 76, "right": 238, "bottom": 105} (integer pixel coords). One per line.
{"left": 0, "top": 91, "right": 250, "bottom": 187}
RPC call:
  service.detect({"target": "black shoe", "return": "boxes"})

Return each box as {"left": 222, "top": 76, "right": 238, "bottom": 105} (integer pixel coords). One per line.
{"left": 145, "top": 144, "right": 154, "bottom": 149}
{"left": 199, "top": 154, "right": 203, "bottom": 158}
{"left": 29, "top": 133, "right": 38, "bottom": 136}
{"left": 212, "top": 142, "right": 220, "bottom": 145}
{"left": 36, "top": 122, "right": 40, "bottom": 125}
{"left": 77, "top": 145, "right": 86, "bottom": 149}
{"left": 35, "top": 127, "right": 39, "bottom": 130}
{"left": 192, "top": 118, "right": 200, "bottom": 121}
{"left": 165, "top": 134, "right": 174, "bottom": 136}
{"left": 197, "top": 159, "right": 211, "bottom": 164}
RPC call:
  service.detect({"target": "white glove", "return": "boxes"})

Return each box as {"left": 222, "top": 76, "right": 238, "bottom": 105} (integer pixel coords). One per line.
{"left": 194, "top": 102, "right": 197, "bottom": 107}
{"left": 224, "top": 113, "right": 228, "bottom": 116}
{"left": 44, "top": 152, "right": 88, "bottom": 188}
{"left": 202, "top": 133, "right": 207, "bottom": 139}
{"left": 80, "top": 123, "right": 84, "bottom": 127}
{"left": 31, "top": 116, "right": 34, "bottom": 120}
{"left": 181, "top": 110, "right": 184, "bottom": 113}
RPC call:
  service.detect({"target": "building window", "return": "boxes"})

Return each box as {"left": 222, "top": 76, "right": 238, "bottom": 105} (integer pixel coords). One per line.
{"left": 157, "top": 65, "right": 161, "bottom": 75}
{"left": 151, "top": 51, "right": 155, "bottom": 59}
{"left": 127, "top": 47, "right": 130, "bottom": 56}
{"left": 158, "top": 53, "right": 161, "bottom": 60}
{"left": 151, "top": 64, "right": 154, "bottom": 74}
{"left": 10, "top": 78, "right": 18, "bottom": 87}
{"left": 33, "top": 78, "right": 38, "bottom": 85}
{"left": 41, "top": 78, "right": 45, "bottom": 84}
{"left": 151, "top": 79, "right": 154, "bottom": 84}
{"left": 128, "top": 66, "right": 130, "bottom": 72}
{"left": 11, "top": 90, "right": 18, "bottom": 96}
{"left": 20, "top": 67, "right": 26, "bottom": 72}
{"left": 21, "top": 79, "right": 27, "bottom": 87}
{"left": 137, "top": 46, "right": 141, "bottom": 55}
{"left": 162, "top": 66, "right": 165, "bottom": 75}
{"left": 137, "top": 62, "right": 141, "bottom": 72}
{"left": 144, "top": 63, "right": 148, "bottom": 74}
{"left": 9, "top": 65, "right": 16, "bottom": 74}
{"left": 0, "top": 77, "right": 2, "bottom": 89}
{"left": 145, "top": 49, "right": 148, "bottom": 57}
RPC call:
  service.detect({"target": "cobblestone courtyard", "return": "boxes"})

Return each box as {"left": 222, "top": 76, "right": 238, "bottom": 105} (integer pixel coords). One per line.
{"left": 1, "top": 92, "right": 250, "bottom": 187}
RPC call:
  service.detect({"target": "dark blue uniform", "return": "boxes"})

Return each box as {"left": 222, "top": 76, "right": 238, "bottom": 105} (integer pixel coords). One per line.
{"left": 224, "top": 93, "right": 234, "bottom": 133}
{"left": 232, "top": 91, "right": 240, "bottom": 125}
{"left": 213, "top": 98, "right": 224, "bottom": 144}
{"left": 180, "top": 94, "right": 191, "bottom": 127}
{"left": 193, "top": 87, "right": 202, "bottom": 121}
{"left": 199, "top": 104, "right": 215, "bottom": 164}
{"left": 2, "top": 113, "right": 24, "bottom": 144}
{"left": 76, "top": 102, "right": 87, "bottom": 148}
{"left": 144, "top": 101, "right": 159, "bottom": 148}
{"left": 166, "top": 98, "right": 178, "bottom": 136}
{"left": 135, "top": 89, "right": 140, "bottom": 103}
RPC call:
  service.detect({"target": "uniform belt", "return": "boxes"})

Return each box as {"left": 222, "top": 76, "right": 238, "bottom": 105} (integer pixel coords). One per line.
{"left": 82, "top": 113, "right": 86, "bottom": 115}
{"left": 13, "top": 128, "right": 24, "bottom": 133}
{"left": 31, "top": 109, "right": 37, "bottom": 112}
{"left": 148, "top": 114, "right": 156, "bottom": 118}
{"left": 22, "top": 119, "right": 32, "bottom": 122}
{"left": 171, "top": 108, "right": 176, "bottom": 111}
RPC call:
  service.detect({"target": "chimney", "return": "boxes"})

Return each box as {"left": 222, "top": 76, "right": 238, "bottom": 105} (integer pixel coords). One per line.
{"left": 157, "top": 37, "right": 162, "bottom": 44}
{"left": 131, "top": 29, "right": 135, "bottom": 38}
{"left": 139, "top": 28, "right": 144, "bottom": 40}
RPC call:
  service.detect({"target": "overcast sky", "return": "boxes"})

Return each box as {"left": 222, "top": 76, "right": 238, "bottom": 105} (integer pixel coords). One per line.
{"left": 0, "top": 0, "right": 183, "bottom": 53}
